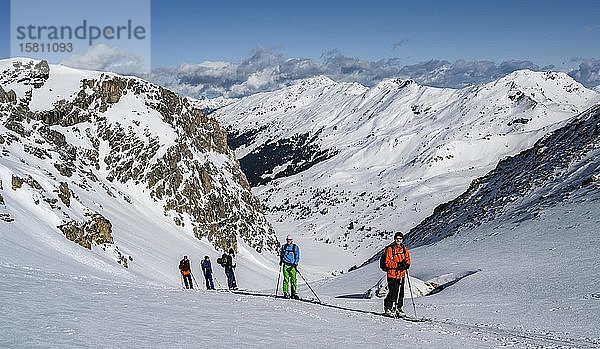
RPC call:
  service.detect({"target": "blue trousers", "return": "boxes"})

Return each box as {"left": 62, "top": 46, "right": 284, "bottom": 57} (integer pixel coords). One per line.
{"left": 204, "top": 272, "right": 214, "bottom": 290}
{"left": 225, "top": 268, "right": 237, "bottom": 289}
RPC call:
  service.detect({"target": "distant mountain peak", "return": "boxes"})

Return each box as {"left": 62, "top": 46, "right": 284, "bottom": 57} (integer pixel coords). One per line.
{"left": 215, "top": 69, "right": 600, "bottom": 268}
{"left": 406, "top": 103, "right": 600, "bottom": 247}
{"left": 297, "top": 75, "right": 336, "bottom": 86}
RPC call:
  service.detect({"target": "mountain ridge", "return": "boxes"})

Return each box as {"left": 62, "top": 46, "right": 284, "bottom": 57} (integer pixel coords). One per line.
{"left": 215, "top": 69, "right": 600, "bottom": 269}
{"left": 0, "top": 58, "right": 277, "bottom": 280}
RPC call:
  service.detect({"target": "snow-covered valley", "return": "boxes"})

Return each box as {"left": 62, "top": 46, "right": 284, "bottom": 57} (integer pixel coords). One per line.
{"left": 214, "top": 72, "right": 599, "bottom": 272}
{"left": 1, "top": 59, "right": 599, "bottom": 348}
{"left": 3, "top": 188, "right": 598, "bottom": 348}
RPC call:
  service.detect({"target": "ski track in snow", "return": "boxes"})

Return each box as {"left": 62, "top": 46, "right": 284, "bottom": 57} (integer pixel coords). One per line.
{"left": 2, "top": 59, "right": 600, "bottom": 349}
{"left": 2, "top": 263, "right": 598, "bottom": 349}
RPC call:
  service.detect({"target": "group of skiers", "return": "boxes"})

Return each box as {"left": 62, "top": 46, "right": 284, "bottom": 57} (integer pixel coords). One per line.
{"left": 178, "top": 248, "right": 238, "bottom": 290}
{"left": 178, "top": 232, "right": 411, "bottom": 317}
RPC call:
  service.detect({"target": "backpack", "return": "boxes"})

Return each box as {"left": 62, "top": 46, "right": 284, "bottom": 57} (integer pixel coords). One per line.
{"left": 379, "top": 244, "right": 406, "bottom": 271}
{"left": 379, "top": 245, "right": 393, "bottom": 271}
{"left": 217, "top": 253, "right": 228, "bottom": 267}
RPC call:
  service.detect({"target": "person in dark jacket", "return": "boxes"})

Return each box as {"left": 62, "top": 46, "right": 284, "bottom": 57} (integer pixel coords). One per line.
{"left": 383, "top": 232, "right": 411, "bottom": 317}
{"left": 179, "top": 255, "right": 193, "bottom": 289}
{"left": 219, "top": 249, "right": 238, "bottom": 290}
{"left": 279, "top": 235, "right": 300, "bottom": 299}
{"left": 200, "top": 255, "right": 215, "bottom": 290}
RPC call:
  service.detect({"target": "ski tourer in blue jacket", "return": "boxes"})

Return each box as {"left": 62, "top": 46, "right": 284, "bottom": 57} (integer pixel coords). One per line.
{"left": 279, "top": 235, "right": 300, "bottom": 299}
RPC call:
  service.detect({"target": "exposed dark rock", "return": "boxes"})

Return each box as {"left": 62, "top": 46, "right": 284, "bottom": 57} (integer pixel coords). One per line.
{"left": 58, "top": 182, "right": 71, "bottom": 207}
{"left": 0, "top": 86, "right": 17, "bottom": 104}
{"left": 227, "top": 124, "right": 270, "bottom": 150}
{"left": 508, "top": 118, "right": 530, "bottom": 126}
{"left": 237, "top": 129, "right": 338, "bottom": 186}
{"left": 11, "top": 175, "right": 24, "bottom": 190}
{"left": 0, "top": 60, "right": 278, "bottom": 255}
{"left": 32, "top": 60, "right": 50, "bottom": 87}
{"left": 54, "top": 162, "right": 74, "bottom": 177}
{"left": 58, "top": 213, "right": 114, "bottom": 250}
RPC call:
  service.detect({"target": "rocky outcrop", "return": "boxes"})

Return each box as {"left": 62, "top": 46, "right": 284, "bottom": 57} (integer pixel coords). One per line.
{"left": 11, "top": 175, "right": 42, "bottom": 191}
{"left": 0, "top": 86, "right": 17, "bottom": 104}
{"left": 406, "top": 104, "right": 600, "bottom": 247}
{"left": 58, "top": 182, "right": 71, "bottom": 207}
{"left": 58, "top": 213, "right": 114, "bottom": 250}
{"left": 0, "top": 58, "right": 278, "bottom": 259}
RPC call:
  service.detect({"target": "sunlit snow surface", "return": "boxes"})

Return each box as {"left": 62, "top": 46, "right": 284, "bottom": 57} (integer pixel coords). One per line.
{"left": 214, "top": 72, "right": 600, "bottom": 272}
{"left": 2, "top": 192, "right": 598, "bottom": 348}
{"left": 1, "top": 59, "right": 599, "bottom": 348}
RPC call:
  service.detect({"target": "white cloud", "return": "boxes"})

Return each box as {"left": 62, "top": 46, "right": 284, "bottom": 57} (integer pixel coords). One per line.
{"left": 230, "top": 70, "right": 279, "bottom": 96}
{"left": 568, "top": 59, "right": 600, "bottom": 87}
{"left": 393, "top": 39, "right": 409, "bottom": 50}
{"left": 138, "top": 47, "right": 600, "bottom": 99}
{"left": 61, "top": 44, "right": 148, "bottom": 75}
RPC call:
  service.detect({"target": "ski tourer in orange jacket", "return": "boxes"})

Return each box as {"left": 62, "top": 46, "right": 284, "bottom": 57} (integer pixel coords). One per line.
{"left": 385, "top": 242, "right": 411, "bottom": 279}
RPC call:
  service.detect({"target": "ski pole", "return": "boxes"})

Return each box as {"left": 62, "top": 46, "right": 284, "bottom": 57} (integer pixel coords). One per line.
{"left": 180, "top": 273, "right": 184, "bottom": 289}
{"left": 296, "top": 268, "right": 322, "bottom": 303}
{"left": 406, "top": 270, "right": 417, "bottom": 317}
{"left": 190, "top": 271, "right": 199, "bottom": 289}
{"left": 275, "top": 264, "right": 282, "bottom": 297}
{"left": 395, "top": 277, "right": 402, "bottom": 312}
{"left": 213, "top": 274, "right": 224, "bottom": 290}
{"left": 214, "top": 274, "right": 233, "bottom": 293}
{"left": 214, "top": 275, "right": 223, "bottom": 290}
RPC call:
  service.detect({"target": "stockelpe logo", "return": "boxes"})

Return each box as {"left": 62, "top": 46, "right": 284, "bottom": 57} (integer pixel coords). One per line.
{"left": 10, "top": 0, "right": 151, "bottom": 74}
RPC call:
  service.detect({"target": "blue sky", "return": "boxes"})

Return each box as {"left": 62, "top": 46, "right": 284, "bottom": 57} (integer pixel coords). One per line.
{"left": 1, "top": 0, "right": 599, "bottom": 68}
{"left": 148, "top": 0, "right": 600, "bottom": 69}
{"left": 1, "top": 0, "right": 600, "bottom": 98}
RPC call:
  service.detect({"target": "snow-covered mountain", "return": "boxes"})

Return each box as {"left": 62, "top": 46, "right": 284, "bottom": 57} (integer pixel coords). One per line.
{"left": 4, "top": 101, "right": 599, "bottom": 346}
{"left": 2, "top": 61, "right": 599, "bottom": 348}
{"left": 0, "top": 58, "right": 277, "bottom": 287}
{"left": 214, "top": 72, "right": 600, "bottom": 270}
{"left": 188, "top": 95, "right": 237, "bottom": 115}
{"left": 405, "top": 104, "right": 600, "bottom": 247}
{"left": 362, "top": 102, "right": 600, "bottom": 263}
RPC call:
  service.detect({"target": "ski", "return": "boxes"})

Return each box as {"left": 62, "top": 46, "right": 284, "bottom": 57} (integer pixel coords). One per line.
{"left": 229, "top": 290, "right": 429, "bottom": 322}
{"left": 392, "top": 314, "right": 430, "bottom": 323}
{"left": 274, "top": 295, "right": 319, "bottom": 304}
{"left": 230, "top": 290, "right": 319, "bottom": 303}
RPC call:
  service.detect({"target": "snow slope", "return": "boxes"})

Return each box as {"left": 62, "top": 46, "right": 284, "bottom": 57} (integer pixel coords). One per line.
{"left": 1, "top": 62, "right": 599, "bottom": 347}
{"left": 0, "top": 58, "right": 277, "bottom": 290}
{"left": 215, "top": 72, "right": 600, "bottom": 271}
{"left": 354, "top": 103, "right": 600, "bottom": 345}
{"left": 2, "top": 190, "right": 598, "bottom": 348}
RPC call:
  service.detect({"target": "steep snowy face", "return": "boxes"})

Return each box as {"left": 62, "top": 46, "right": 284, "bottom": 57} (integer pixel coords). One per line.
{"left": 404, "top": 103, "right": 600, "bottom": 247}
{"left": 215, "top": 71, "right": 599, "bottom": 267}
{"left": 188, "top": 95, "right": 238, "bottom": 115}
{"left": 0, "top": 59, "right": 277, "bottom": 268}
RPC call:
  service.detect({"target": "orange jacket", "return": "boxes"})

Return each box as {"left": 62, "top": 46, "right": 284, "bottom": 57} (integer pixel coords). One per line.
{"left": 385, "top": 243, "right": 411, "bottom": 279}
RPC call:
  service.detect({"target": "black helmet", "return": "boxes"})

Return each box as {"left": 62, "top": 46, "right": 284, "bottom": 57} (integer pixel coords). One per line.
{"left": 394, "top": 232, "right": 404, "bottom": 239}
